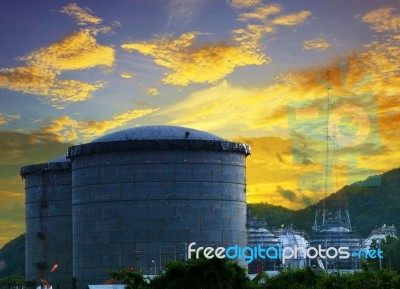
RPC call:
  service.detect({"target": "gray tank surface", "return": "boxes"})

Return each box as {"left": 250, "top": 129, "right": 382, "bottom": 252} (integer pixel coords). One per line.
{"left": 21, "top": 156, "right": 72, "bottom": 289}
{"left": 67, "top": 125, "right": 250, "bottom": 287}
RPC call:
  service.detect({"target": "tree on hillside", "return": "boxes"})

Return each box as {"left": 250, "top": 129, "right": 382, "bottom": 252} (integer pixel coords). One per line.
{"left": 380, "top": 236, "right": 400, "bottom": 272}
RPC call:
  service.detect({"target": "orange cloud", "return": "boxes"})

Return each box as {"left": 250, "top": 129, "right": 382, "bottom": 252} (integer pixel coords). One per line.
{"left": 237, "top": 4, "right": 281, "bottom": 21}
{"left": 272, "top": 11, "right": 311, "bottom": 26}
{"left": 122, "top": 33, "right": 266, "bottom": 86}
{"left": 161, "top": 77, "right": 325, "bottom": 137}
{"left": 0, "top": 113, "right": 21, "bottom": 125}
{"left": 21, "top": 30, "right": 114, "bottom": 72}
{"left": 60, "top": 3, "right": 102, "bottom": 26}
{"left": 234, "top": 5, "right": 311, "bottom": 55}
{"left": 120, "top": 72, "right": 136, "bottom": 79}
{"left": 162, "top": 44, "right": 399, "bottom": 139}
{"left": 40, "top": 108, "right": 159, "bottom": 142}
{"left": 303, "top": 38, "right": 331, "bottom": 51}
{"left": 362, "top": 7, "right": 400, "bottom": 33}
{"left": 146, "top": 88, "right": 159, "bottom": 96}
{"left": 121, "top": 5, "right": 310, "bottom": 86}
{"left": 0, "top": 30, "right": 114, "bottom": 107}
{"left": 82, "top": 108, "right": 159, "bottom": 139}
{"left": 232, "top": 24, "right": 274, "bottom": 53}
{"left": 229, "top": 0, "right": 262, "bottom": 9}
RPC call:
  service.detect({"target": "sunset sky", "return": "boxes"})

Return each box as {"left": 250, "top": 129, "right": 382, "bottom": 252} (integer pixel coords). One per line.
{"left": 0, "top": 0, "right": 399, "bottom": 245}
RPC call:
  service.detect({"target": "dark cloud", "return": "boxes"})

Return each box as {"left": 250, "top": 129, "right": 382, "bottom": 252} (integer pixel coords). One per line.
{"left": 299, "top": 172, "right": 323, "bottom": 193}
{"left": 289, "top": 132, "right": 319, "bottom": 165}
{"left": 300, "top": 194, "right": 313, "bottom": 206}
{"left": 132, "top": 99, "right": 150, "bottom": 106}
{"left": 276, "top": 153, "right": 284, "bottom": 162}
{"left": 277, "top": 186, "right": 297, "bottom": 202}
{"left": 0, "top": 131, "right": 72, "bottom": 168}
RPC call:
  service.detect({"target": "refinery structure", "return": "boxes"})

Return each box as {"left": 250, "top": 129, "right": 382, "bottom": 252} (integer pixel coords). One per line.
{"left": 21, "top": 125, "right": 251, "bottom": 289}
{"left": 310, "top": 198, "right": 362, "bottom": 270}
{"left": 246, "top": 217, "right": 397, "bottom": 273}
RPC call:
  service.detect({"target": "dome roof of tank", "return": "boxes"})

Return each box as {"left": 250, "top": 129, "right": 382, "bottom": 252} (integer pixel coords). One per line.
{"left": 91, "top": 125, "right": 224, "bottom": 143}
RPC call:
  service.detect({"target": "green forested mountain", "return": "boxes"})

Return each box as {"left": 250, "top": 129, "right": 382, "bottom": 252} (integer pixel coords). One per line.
{"left": 0, "top": 234, "right": 24, "bottom": 278}
{"left": 249, "top": 167, "right": 400, "bottom": 237}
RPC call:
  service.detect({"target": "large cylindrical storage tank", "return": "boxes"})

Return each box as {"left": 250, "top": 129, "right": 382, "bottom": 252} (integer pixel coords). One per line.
{"left": 21, "top": 156, "right": 72, "bottom": 289}
{"left": 67, "top": 125, "right": 250, "bottom": 288}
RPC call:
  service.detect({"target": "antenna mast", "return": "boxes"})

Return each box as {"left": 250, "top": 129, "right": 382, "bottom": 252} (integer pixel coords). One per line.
{"left": 322, "top": 69, "right": 331, "bottom": 226}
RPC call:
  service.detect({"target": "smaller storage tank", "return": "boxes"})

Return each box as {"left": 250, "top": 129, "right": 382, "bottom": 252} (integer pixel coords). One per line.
{"left": 274, "top": 226, "right": 309, "bottom": 269}
{"left": 21, "top": 156, "right": 72, "bottom": 289}
{"left": 247, "top": 219, "right": 280, "bottom": 272}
